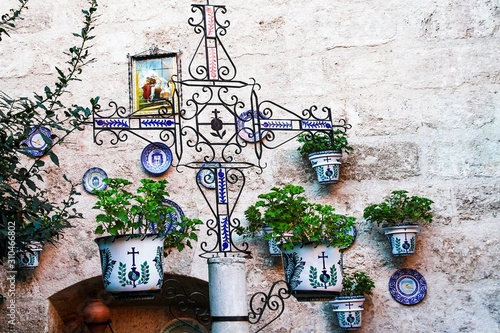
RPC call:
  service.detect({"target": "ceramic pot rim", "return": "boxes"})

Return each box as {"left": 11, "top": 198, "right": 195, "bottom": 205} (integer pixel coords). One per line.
{"left": 94, "top": 233, "right": 165, "bottom": 243}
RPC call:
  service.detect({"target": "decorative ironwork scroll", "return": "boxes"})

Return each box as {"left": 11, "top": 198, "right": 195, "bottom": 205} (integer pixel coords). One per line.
{"left": 248, "top": 280, "right": 292, "bottom": 332}
{"left": 163, "top": 278, "right": 212, "bottom": 330}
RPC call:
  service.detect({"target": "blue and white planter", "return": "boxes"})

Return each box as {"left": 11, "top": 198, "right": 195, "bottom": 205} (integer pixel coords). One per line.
{"left": 308, "top": 150, "right": 342, "bottom": 184}
{"left": 331, "top": 296, "right": 366, "bottom": 330}
{"left": 95, "top": 234, "right": 165, "bottom": 300}
{"left": 383, "top": 223, "right": 420, "bottom": 256}
{"left": 16, "top": 242, "right": 42, "bottom": 269}
{"left": 281, "top": 243, "right": 343, "bottom": 302}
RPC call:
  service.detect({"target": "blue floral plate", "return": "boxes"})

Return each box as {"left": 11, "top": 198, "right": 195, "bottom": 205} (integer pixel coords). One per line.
{"left": 140, "top": 142, "right": 172, "bottom": 175}
{"left": 82, "top": 167, "right": 108, "bottom": 194}
{"left": 389, "top": 268, "right": 427, "bottom": 305}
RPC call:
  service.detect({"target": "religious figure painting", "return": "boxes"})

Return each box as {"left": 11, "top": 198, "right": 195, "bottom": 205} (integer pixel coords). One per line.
{"left": 129, "top": 50, "right": 180, "bottom": 116}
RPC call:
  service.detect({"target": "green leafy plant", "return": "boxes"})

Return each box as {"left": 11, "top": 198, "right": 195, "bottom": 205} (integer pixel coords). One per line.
{"left": 238, "top": 184, "right": 355, "bottom": 250}
{"left": 340, "top": 271, "right": 375, "bottom": 296}
{"left": 297, "top": 130, "right": 353, "bottom": 157}
{"left": 92, "top": 178, "right": 203, "bottom": 253}
{"left": 363, "top": 190, "right": 434, "bottom": 227}
{"left": 0, "top": 0, "right": 99, "bottom": 263}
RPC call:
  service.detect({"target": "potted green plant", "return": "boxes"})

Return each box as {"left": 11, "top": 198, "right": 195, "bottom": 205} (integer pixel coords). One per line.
{"left": 297, "top": 129, "right": 353, "bottom": 184}
{"left": 331, "top": 271, "right": 375, "bottom": 330}
{"left": 92, "top": 177, "right": 202, "bottom": 299}
{"left": 239, "top": 184, "right": 356, "bottom": 301}
{"left": 363, "top": 190, "right": 434, "bottom": 256}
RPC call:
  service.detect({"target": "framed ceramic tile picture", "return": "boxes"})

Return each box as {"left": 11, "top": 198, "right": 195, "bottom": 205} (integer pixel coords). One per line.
{"left": 128, "top": 48, "right": 181, "bottom": 116}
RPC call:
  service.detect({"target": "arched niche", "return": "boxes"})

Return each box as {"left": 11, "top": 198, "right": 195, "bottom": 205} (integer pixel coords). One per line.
{"left": 48, "top": 274, "right": 211, "bottom": 333}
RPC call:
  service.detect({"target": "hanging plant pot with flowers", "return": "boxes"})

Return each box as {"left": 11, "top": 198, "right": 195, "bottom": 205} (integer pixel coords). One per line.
{"left": 331, "top": 271, "right": 375, "bottom": 330}
{"left": 297, "top": 130, "right": 353, "bottom": 185}
{"left": 363, "top": 190, "right": 434, "bottom": 256}
{"left": 238, "top": 184, "right": 356, "bottom": 301}
{"left": 92, "top": 178, "right": 202, "bottom": 300}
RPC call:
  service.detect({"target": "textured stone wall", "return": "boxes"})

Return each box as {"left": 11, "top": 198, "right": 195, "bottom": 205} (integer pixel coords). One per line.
{"left": 0, "top": 0, "right": 499, "bottom": 332}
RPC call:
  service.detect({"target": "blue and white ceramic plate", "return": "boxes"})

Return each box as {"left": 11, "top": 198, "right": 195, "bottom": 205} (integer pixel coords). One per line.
{"left": 389, "top": 268, "right": 427, "bottom": 305}
{"left": 143, "top": 199, "right": 185, "bottom": 234}
{"left": 197, "top": 162, "right": 220, "bottom": 189}
{"left": 237, "top": 110, "right": 268, "bottom": 142}
{"left": 140, "top": 142, "right": 172, "bottom": 175}
{"left": 82, "top": 167, "right": 108, "bottom": 194}
{"left": 24, "top": 126, "right": 52, "bottom": 157}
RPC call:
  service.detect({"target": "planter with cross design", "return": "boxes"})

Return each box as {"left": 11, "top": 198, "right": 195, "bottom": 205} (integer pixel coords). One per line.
{"left": 281, "top": 243, "right": 345, "bottom": 302}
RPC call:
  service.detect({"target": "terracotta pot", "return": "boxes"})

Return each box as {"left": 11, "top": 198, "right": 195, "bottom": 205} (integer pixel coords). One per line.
{"left": 83, "top": 299, "right": 110, "bottom": 333}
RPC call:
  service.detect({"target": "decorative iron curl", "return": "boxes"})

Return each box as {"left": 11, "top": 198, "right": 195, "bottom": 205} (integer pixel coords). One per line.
{"left": 248, "top": 280, "right": 292, "bottom": 332}
{"left": 93, "top": 129, "right": 129, "bottom": 146}
{"left": 163, "top": 277, "right": 211, "bottom": 328}
{"left": 188, "top": 5, "right": 205, "bottom": 35}
{"left": 214, "top": 6, "right": 229, "bottom": 36}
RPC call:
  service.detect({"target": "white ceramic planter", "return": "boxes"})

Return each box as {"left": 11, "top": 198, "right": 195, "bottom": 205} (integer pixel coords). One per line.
{"left": 95, "top": 234, "right": 165, "bottom": 299}
{"left": 16, "top": 242, "right": 42, "bottom": 269}
{"left": 262, "top": 225, "right": 281, "bottom": 257}
{"left": 308, "top": 150, "right": 342, "bottom": 184}
{"left": 331, "top": 296, "right": 365, "bottom": 330}
{"left": 383, "top": 224, "right": 420, "bottom": 256}
{"left": 281, "top": 243, "right": 343, "bottom": 301}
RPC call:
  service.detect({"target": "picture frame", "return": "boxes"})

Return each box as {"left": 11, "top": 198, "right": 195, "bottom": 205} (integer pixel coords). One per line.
{"left": 128, "top": 48, "right": 181, "bottom": 116}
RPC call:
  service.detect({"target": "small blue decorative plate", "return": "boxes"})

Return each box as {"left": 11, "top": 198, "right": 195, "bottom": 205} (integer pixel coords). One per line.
{"left": 143, "top": 199, "right": 185, "bottom": 234}
{"left": 237, "top": 110, "right": 268, "bottom": 142}
{"left": 82, "top": 167, "right": 108, "bottom": 194}
{"left": 24, "top": 126, "right": 52, "bottom": 157}
{"left": 140, "top": 142, "right": 172, "bottom": 175}
{"left": 389, "top": 268, "right": 427, "bottom": 305}
{"left": 197, "top": 162, "right": 220, "bottom": 189}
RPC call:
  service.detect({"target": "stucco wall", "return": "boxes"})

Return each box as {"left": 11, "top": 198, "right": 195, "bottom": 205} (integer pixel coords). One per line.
{"left": 0, "top": 0, "right": 499, "bottom": 332}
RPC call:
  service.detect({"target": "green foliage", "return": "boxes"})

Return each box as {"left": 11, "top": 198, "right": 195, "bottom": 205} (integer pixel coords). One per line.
{"left": 363, "top": 190, "right": 434, "bottom": 227}
{"left": 297, "top": 130, "right": 353, "bottom": 157}
{"left": 92, "top": 178, "right": 203, "bottom": 254}
{"left": 0, "top": 0, "right": 29, "bottom": 41}
{"left": 0, "top": 0, "right": 99, "bottom": 263}
{"left": 340, "top": 271, "right": 375, "bottom": 296}
{"left": 238, "top": 184, "right": 356, "bottom": 250}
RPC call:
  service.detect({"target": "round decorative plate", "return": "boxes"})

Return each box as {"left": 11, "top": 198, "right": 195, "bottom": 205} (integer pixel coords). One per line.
{"left": 82, "top": 167, "right": 108, "bottom": 194}
{"left": 140, "top": 142, "right": 173, "bottom": 175}
{"left": 197, "top": 162, "right": 220, "bottom": 189}
{"left": 389, "top": 268, "right": 427, "bottom": 305}
{"left": 24, "top": 126, "right": 52, "bottom": 157}
{"left": 143, "top": 199, "right": 185, "bottom": 234}
{"left": 236, "top": 110, "right": 268, "bottom": 142}
{"left": 161, "top": 318, "right": 208, "bottom": 333}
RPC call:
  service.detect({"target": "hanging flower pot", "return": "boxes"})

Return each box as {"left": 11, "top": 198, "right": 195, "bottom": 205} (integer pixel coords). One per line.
{"left": 297, "top": 131, "right": 352, "bottom": 185}
{"left": 383, "top": 224, "right": 420, "bottom": 256}
{"left": 95, "top": 234, "right": 165, "bottom": 300}
{"left": 83, "top": 299, "right": 111, "bottom": 333}
{"left": 331, "top": 296, "right": 365, "bottom": 330}
{"left": 281, "top": 243, "right": 343, "bottom": 302}
{"left": 16, "top": 242, "right": 42, "bottom": 269}
{"left": 308, "top": 150, "right": 342, "bottom": 184}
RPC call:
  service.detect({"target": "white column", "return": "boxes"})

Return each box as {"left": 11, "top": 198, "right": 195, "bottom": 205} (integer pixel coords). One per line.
{"left": 208, "top": 256, "right": 249, "bottom": 333}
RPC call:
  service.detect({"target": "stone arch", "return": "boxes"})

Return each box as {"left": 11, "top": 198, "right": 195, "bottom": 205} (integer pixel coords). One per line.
{"left": 48, "top": 274, "right": 211, "bottom": 332}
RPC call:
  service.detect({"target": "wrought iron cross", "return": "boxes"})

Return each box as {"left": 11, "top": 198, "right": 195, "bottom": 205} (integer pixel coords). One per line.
{"left": 92, "top": 1, "right": 351, "bottom": 258}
